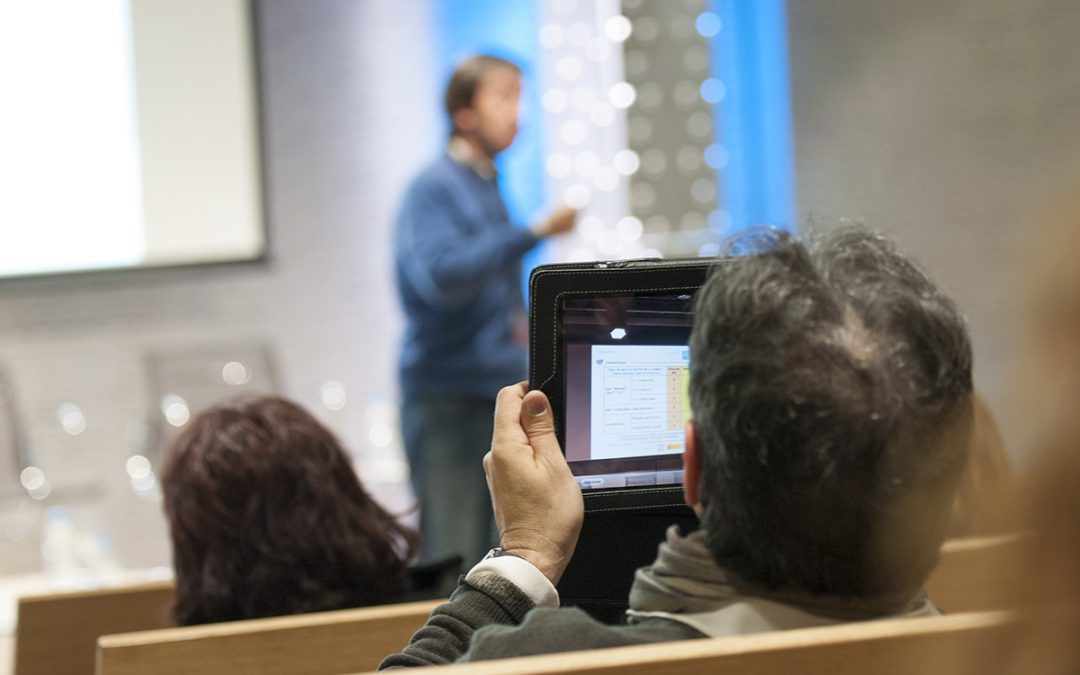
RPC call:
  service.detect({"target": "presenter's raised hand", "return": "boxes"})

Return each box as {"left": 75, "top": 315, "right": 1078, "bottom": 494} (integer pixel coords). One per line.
{"left": 484, "top": 382, "right": 584, "bottom": 585}
{"left": 530, "top": 205, "right": 578, "bottom": 238}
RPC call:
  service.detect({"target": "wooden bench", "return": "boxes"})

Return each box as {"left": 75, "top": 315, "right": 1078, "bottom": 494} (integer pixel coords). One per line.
{"left": 927, "top": 533, "right": 1027, "bottom": 613}
{"left": 15, "top": 580, "right": 173, "bottom": 675}
{"left": 95, "top": 598, "right": 442, "bottom": 675}
{"left": 91, "top": 534, "right": 1023, "bottom": 675}
{"left": 348, "top": 610, "right": 1018, "bottom": 675}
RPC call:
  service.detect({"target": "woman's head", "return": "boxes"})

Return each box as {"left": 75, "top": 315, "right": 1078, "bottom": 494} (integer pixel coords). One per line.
{"left": 161, "top": 396, "right": 418, "bottom": 625}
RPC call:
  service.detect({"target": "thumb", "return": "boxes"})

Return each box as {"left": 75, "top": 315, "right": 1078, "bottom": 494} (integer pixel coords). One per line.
{"left": 520, "top": 391, "right": 562, "bottom": 458}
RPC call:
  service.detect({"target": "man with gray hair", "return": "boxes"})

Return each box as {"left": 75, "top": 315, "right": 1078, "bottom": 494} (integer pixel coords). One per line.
{"left": 382, "top": 227, "right": 973, "bottom": 666}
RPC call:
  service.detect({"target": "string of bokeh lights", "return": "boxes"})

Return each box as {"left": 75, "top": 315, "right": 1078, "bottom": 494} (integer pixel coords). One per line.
{"left": 540, "top": 4, "right": 729, "bottom": 260}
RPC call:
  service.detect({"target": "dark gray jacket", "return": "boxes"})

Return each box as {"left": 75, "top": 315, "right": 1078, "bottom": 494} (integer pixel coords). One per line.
{"left": 378, "top": 572, "right": 705, "bottom": 668}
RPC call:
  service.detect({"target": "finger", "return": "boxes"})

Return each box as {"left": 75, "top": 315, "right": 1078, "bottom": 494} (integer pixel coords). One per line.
{"left": 495, "top": 382, "right": 527, "bottom": 409}
{"left": 520, "top": 390, "right": 564, "bottom": 460}
{"left": 482, "top": 453, "right": 499, "bottom": 524}
{"left": 492, "top": 383, "right": 527, "bottom": 438}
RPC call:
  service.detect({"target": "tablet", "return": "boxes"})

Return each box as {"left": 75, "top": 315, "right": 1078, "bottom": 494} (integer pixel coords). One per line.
{"left": 529, "top": 258, "right": 716, "bottom": 494}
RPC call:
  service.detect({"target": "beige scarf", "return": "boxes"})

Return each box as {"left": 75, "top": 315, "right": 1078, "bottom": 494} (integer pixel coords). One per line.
{"left": 626, "top": 526, "right": 938, "bottom": 638}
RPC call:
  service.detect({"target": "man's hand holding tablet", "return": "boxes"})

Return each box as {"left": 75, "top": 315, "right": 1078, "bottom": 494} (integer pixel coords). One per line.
{"left": 483, "top": 382, "right": 584, "bottom": 585}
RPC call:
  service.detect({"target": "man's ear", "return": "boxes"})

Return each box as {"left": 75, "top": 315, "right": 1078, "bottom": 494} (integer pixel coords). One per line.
{"left": 683, "top": 419, "right": 703, "bottom": 514}
{"left": 453, "top": 107, "right": 478, "bottom": 134}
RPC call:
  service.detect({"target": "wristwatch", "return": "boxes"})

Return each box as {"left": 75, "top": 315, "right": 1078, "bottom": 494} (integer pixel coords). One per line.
{"left": 482, "top": 546, "right": 522, "bottom": 561}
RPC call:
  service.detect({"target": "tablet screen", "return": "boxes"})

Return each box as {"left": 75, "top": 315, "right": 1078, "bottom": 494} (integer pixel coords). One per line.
{"left": 561, "top": 292, "right": 695, "bottom": 490}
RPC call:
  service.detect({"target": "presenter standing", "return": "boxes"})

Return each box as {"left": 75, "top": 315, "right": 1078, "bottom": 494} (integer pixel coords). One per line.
{"left": 393, "top": 55, "right": 576, "bottom": 564}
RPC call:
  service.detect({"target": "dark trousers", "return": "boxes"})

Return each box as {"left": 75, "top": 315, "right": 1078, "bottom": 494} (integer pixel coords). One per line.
{"left": 400, "top": 395, "right": 499, "bottom": 566}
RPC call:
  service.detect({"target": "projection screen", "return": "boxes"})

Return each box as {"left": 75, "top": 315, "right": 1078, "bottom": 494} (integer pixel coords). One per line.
{"left": 0, "top": 0, "right": 266, "bottom": 279}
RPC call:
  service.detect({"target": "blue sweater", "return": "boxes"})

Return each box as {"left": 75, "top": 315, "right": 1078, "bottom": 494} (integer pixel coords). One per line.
{"left": 394, "top": 153, "right": 539, "bottom": 399}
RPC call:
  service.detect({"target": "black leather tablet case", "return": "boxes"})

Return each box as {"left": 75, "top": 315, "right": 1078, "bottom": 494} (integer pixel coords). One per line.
{"left": 528, "top": 258, "right": 716, "bottom": 622}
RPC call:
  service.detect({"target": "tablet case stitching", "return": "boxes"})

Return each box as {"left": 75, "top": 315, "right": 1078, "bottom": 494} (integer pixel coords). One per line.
{"left": 582, "top": 504, "right": 685, "bottom": 514}
{"left": 582, "top": 488, "right": 681, "bottom": 500}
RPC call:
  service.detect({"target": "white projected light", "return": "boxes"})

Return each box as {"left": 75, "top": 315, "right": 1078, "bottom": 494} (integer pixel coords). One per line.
{"left": 617, "top": 216, "right": 643, "bottom": 241}
{"left": 546, "top": 152, "right": 573, "bottom": 177}
{"left": 320, "top": 381, "right": 348, "bottom": 411}
{"left": 594, "top": 167, "right": 620, "bottom": 192}
{"left": 0, "top": 0, "right": 265, "bottom": 279}
{"left": 564, "top": 184, "right": 591, "bottom": 209}
{"left": 539, "top": 23, "right": 564, "bottom": 49}
{"left": 58, "top": 403, "right": 88, "bottom": 436}
{"left": 0, "top": 0, "right": 143, "bottom": 276}
{"left": 589, "top": 102, "right": 616, "bottom": 127}
{"left": 609, "top": 82, "right": 637, "bottom": 109}
{"left": 221, "top": 361, "right": 251, "bottom": 386}
{"left": 19, "top": 466, "right": 47, "bottom": 492}
{"left": 609, "top": 328, "right": 627, "bottom": 340}
{"left": 613, "top": 149, "right": 641, "bottom": 175}
{"left": 125, "top": 454, "right": 153, "bottom": 480}
{"left": 604, "top": 15, "right": 632, "bottom": 42}
{"left": 540, "top": 0, "right": 636, "bottom": 262}
{"left": 162, "top": 395, "right": 191, "bottom": 427}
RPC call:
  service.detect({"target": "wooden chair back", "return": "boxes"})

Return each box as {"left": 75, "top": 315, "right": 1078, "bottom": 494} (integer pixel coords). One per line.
{"left": 347, "top": 610, "right": 1016, "bottom": 675}
{"left": 928, "top": 533, "right": 1028, "bottom": 613}
{"left": 14, "top": 580, "right": 173, "bottom": 675}
{"left": 95, "top": 598, "right": 442, "bottom": 675}
{"left": 85, "top": 535, "right": 1021, "bottom": 675}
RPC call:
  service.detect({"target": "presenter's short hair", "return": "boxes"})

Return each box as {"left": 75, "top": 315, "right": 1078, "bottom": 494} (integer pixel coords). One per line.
{"left": 444, "top": 54, "right": 521, "bottom": 136}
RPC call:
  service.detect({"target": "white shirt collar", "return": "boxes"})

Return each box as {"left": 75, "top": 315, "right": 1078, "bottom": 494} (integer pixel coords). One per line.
{"left": 447, "top": 136, "right": 497, "bottom": 180}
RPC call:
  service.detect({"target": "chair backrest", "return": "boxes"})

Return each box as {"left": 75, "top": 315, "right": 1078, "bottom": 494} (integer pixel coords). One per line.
{"left": 82, "top": 535, "right": 1018, "bottom": 675}
{"left": 14, "top": 580, "right": 174, "bottom": 675}
{"left": 95, "top": 598, "right": 442, "bottom": 675}
{"left": 927, "top": 533, "right": 1028, "bottom": 613}
{"left": 346, "top": 610, "right": 1016, "bottom": 675}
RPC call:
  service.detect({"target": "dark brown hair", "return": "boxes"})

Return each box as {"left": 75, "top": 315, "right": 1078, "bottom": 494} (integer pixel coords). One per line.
{"left": 443, "top": 54, "right": 521, "bottom": 137}
{"left": 160, "top": 396, "right": 419, "bottom": 625}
